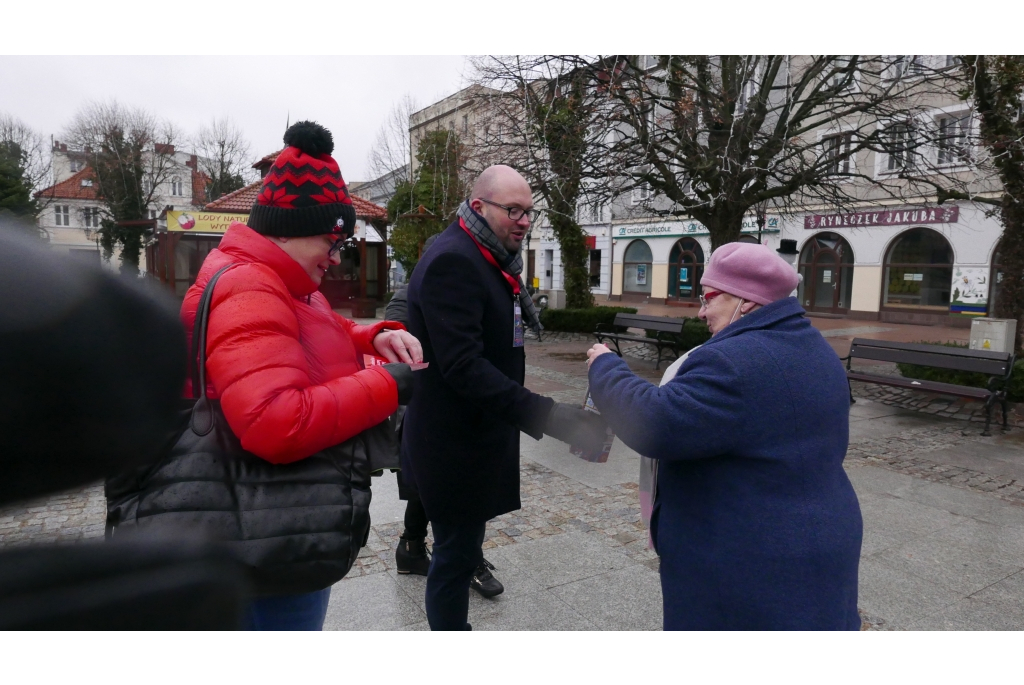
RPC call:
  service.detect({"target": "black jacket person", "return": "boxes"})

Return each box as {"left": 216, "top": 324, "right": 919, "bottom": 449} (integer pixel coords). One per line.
{"left": 400, "top": 165, "right": 604, "bottom": 630}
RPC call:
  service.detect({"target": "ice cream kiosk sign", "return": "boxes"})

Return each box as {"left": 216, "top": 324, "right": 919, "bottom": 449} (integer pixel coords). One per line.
{"left": 167, "top": 210, "right": 247, "bottom": 233}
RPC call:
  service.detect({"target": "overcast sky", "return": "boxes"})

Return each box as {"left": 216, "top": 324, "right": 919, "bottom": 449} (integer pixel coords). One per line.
{"left": 0, "top": 55, "right": 469, "bottom": 182}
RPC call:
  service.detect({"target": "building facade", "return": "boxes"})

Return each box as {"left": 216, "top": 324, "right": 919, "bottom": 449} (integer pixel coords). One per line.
{"left": 35, "top": 141, "right": 210, "bottom": 271}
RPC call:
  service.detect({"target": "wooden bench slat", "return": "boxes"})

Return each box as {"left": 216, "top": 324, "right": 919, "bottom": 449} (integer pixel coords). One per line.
{"left": 847, "top": 372, "right": 992, "bottom": 399}
{"left": 848, "top": 345, "right": 1011, "bottom": 375}
{"left": 848, "top": 337, "right": 1012, "bottom": 362}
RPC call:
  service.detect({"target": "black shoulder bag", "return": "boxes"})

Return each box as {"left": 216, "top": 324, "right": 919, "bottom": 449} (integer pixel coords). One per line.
{"left": 105, "top": 264, "right": 388, "bottom": 596}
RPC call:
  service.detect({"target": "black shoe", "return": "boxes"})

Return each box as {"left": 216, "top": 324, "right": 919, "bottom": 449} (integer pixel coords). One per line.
{"left": 396, "top": 537, "right": 430, "bottom": 576}
{"left": 470, "top": 558, "right": 504, "bottom": 598}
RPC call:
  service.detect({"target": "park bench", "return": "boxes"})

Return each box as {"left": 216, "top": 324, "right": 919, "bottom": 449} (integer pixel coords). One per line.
{"left": 843, "top": 337, "right": 1016, "bottom": 436}
{"left": 594, "top": 313, "right": 691, "bottom": 370}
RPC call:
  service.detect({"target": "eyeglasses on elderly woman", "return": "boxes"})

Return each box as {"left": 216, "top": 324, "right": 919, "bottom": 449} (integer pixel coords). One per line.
{"left": 698, "top": 290, "right": 722, "bottom": 308}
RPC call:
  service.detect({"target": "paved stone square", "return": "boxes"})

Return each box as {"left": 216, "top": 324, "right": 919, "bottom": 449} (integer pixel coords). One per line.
{"left": 4, "top": 322, "right": 1024, "bottom": 630}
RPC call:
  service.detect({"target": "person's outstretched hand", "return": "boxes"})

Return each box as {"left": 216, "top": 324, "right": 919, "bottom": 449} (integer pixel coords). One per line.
{"left": 586, "top": 343, "right": 613, "bottom": 368}
{"left": 543, "top": 403, "right": 608, "bottom": 453}
{"left": 374, "top": 329, "right": 423, "bottom": 364}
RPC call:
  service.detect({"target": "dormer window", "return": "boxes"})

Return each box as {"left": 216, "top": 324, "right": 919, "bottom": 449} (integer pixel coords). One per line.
{"left": 81, "top": 179, "right": 93, "bottom": 187}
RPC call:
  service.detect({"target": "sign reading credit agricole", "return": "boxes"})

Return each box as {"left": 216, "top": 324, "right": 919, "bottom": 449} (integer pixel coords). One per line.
{"left": 804, "top": 206, "right": 959, "bottom": 230}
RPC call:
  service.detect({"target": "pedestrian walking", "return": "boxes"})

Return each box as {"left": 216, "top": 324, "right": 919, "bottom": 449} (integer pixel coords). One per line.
{"left": 586, "top": 241, "right": 863, "bottom": 630}
{"left": 401, "top": 165, "right": 607, "bottom": 630}
{"left": 385, "top": 234, "right": 504, "bottom": 598}
{"left": 176, "top": 122, "right": 422, "bottom": 630}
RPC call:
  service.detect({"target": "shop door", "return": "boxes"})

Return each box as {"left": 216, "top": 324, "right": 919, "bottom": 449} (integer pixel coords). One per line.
{"left": 811, "top": 253, "right": 840, "bottom": 310}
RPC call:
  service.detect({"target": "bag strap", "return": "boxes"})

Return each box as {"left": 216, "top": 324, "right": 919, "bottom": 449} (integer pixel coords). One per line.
{"left": 190, "top": 264, "right": 238, "bottom": 400}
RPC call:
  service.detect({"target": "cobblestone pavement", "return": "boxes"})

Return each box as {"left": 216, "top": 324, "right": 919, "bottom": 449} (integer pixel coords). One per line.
{"left": 0, "top": 483, "right": 105, "bottom": 548}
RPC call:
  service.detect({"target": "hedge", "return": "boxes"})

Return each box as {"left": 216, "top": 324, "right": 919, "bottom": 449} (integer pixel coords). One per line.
{"left": 896, "top": 341, "right": 1024, "bottom": 403}
{"left": 539, "top": 306, "right": 638, "bottom": 333}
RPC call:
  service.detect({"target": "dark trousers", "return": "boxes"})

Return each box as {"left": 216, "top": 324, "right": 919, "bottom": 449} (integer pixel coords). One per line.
{"left": 425, "top": 519, "right": 486, "bottom": 631}
{"left": 243, "top": 587, "right": 331, "bottom": 631}
{"left": 403, "top": 493, "right": 429, "bottom": 540}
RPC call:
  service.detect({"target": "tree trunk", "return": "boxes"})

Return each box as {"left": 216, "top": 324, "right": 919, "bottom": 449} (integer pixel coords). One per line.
{"left": 994, "top": 192, "right": 1024, "bottom": 353}
{"left": 704, "top": 207, "right": 746, "bottom": 252}
{"left": 548, "top": 211, "right": 594, "bottom": 309}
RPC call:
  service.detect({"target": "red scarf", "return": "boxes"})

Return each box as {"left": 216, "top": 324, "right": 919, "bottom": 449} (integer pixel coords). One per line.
{"left": 459, "top": 218, "right": 521, "bottom": 295}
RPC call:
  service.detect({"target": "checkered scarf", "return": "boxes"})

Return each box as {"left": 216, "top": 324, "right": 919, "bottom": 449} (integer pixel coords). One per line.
{"left": 457, "top": 201, "right": 543, "bottom": 333}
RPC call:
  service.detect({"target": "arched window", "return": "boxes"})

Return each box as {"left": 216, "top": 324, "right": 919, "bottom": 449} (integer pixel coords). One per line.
{"left": 883, "top": 228, "right": 953, "bottom": 310}
{"left": 668, "top": 238, "right": 705, "bottom": 300}
{"left": 737, "top": 234, "right": 760, "bottom": 244}
{"left": 798, "top": 232, "right": 854, "bottom": 312}
{"left": 623, "top": 240, "right": 653, "bottom": 294}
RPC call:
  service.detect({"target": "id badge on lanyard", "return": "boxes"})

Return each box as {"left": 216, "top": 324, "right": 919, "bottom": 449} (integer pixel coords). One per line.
{"left": 513, "top": 296, "right": 524, "bottom": 348}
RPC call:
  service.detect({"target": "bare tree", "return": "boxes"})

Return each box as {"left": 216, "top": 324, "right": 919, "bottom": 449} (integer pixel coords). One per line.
{"left": 471, "top": 55, "right": 613, "bottom": 308}
{"left": 190, "top": 117, "right": 256, "bottom": 203}
{"left": 63, "top": 101, "right": 181, "bottom": 275}
{"left": 367, "top": 94, "right": 418, "bottom": 181}
{"left": 593, "top": 55, "right": 967, "bottom": 249}
{"left": 0, "top": 111, "right": 51, "bottom": 208}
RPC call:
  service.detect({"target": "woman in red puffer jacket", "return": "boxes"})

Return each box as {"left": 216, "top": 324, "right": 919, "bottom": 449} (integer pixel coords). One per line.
{"left": 181, "top": 121, "right": 421, "bottom": 630}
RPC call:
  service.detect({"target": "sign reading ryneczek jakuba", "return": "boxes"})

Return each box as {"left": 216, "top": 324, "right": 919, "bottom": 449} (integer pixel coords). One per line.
{"left": 804, "top": 206, "right": 959, "bottom": 230}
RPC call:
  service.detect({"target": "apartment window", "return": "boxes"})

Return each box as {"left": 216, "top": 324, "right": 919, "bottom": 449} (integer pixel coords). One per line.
{"left": 945, "top": 55, "right": 962, "bottom": 69}
{"left": 462, "top": 114, "right": 469, "bottom": 135}
{"left": 829, "top": 56, "right": 856, "bottom": 92}
{"left": 149, "top": 209, "right": 158, "bottom": 220}
{"left": 82, "top": 206, "right": 101, "bottom": 228}
{"left": 631, "top": 182, "right": 651, "bottom": 205}
{"left": 888, "top": 55, "right": 928, "bottom": 81}
{"left": 69, "top": 159, "right": 85, "bottom": 172}
{"left": 886, "top": 123, "right": 917, "bottom": 171}
{"left": 822, "top": 132, "right": 853, "bottom": 175}
{"left": 937, "top": 114, "right": 971, "bottom": 166}
{"left": 641, "top": 55, "right": 659, "bottom": 71}
{"left": 54, "top": 205, "right": 70, "bottom": 226}
{"left": 170, "top": 177, "right": 183, "bottom": 196}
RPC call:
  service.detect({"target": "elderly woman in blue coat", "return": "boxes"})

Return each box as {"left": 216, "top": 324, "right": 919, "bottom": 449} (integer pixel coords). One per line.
{"left": 587, "top": 242, "right": 862, "bottom": 630}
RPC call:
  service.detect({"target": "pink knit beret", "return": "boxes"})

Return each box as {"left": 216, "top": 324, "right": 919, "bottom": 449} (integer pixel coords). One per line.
{"left": 700, "top": 242, "right": 800, "bottom": 305}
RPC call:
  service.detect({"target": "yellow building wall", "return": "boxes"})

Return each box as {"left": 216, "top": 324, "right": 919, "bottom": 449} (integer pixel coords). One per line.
{"left": 651, "top": 263, "right": 669, "bottom": 300}
{"left": 611, "top": 263, "right": 623, "bottom": 296}
{"left": 850, "top": 265, "right": 882, "bottom": 312}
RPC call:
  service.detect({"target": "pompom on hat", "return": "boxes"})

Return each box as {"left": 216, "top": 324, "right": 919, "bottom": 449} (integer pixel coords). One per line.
{"left": 247, "top": 121, "right": 356, "bottom": 238}
{"left": 700, "top": 242, "right": 800, "bottom": 305}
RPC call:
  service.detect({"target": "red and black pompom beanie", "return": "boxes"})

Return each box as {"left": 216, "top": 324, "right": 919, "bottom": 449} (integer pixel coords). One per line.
{"left": 247, "top": 121, "right": 356, "bottom": 237}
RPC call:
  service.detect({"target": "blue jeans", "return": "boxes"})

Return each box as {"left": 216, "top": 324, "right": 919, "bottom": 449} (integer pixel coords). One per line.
{"left": 244, "top": 587, "right": 332, "bottom": 631}
{"left": 425, "top": 520, "right": 486, "bottom": 631}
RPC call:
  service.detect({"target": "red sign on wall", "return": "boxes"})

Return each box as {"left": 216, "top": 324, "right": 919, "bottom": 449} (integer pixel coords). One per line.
{"left": 804, "top": 206, "right": 959, "bottom": 230}
{"left": 585, "top": 235, "right": 597, "bottom": 249}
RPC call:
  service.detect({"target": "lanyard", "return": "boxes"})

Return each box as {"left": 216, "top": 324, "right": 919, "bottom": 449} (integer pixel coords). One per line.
{"left": 459, "top": 218, "right": 521, "bottom": 295}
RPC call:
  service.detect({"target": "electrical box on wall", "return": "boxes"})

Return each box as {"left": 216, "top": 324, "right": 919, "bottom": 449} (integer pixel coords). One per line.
{"left": 969, "top": 318, "right": 1017, "bottom": 353}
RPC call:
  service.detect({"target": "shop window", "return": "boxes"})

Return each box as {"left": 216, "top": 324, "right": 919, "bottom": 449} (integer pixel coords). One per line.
{"left": 883, "top": 228, "right": 953, "bottom": 311}
{"left": 990, "top": 241, "right": 1004, "bottom": 316}
{"left": 589, "top": 249, "right": 602, "bottom": 288}
{"left": 668, "top": 238, "right": 704, "bottom": 300}
{"left": 623, "top": 240, "right": 653, "bottom": 294}
{"left": 798, "top": 232, "right": 854, "bottom": 312}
